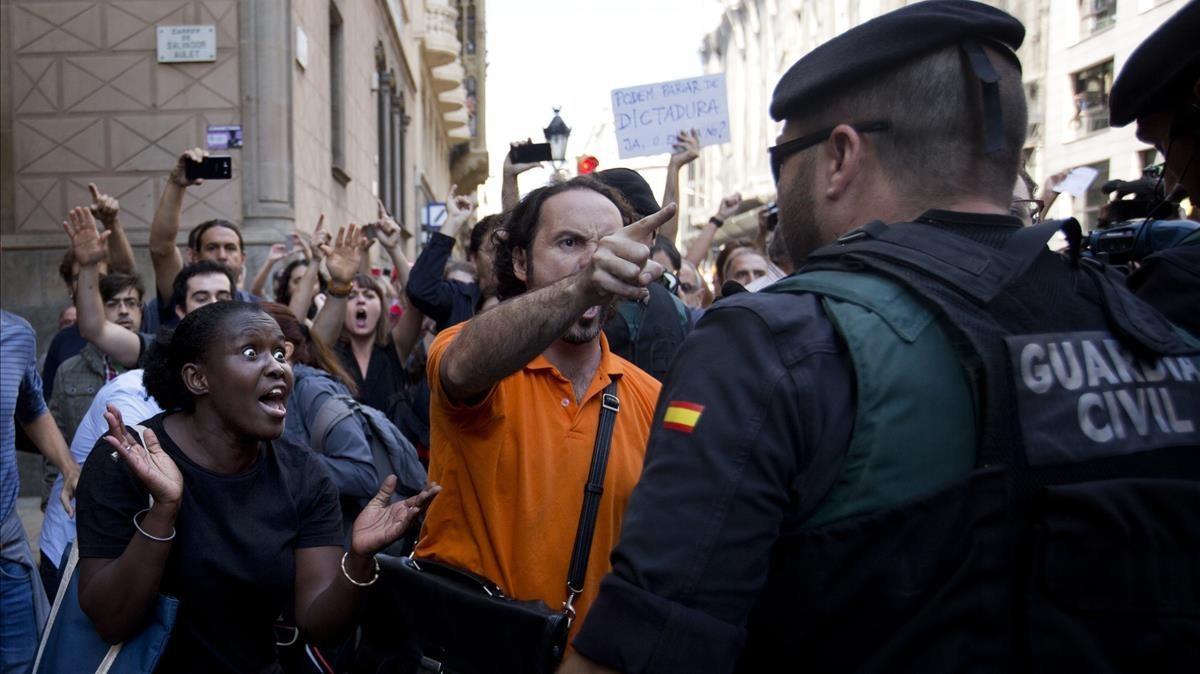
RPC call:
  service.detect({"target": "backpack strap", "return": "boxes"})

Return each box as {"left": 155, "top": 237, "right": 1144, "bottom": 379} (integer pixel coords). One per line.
{"left": 310, "top": 395, "right": 355, "bottom": 455}
{"left": 563, "top": 379, "right": 620, "bottom": 626}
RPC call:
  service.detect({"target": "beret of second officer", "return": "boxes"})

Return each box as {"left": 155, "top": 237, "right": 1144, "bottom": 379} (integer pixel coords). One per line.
{"left": 1108, "top": 0, "right": 1200, "bottom": 127}
{"left": 769, "top": 0, "right": 1025, "bottom": 123}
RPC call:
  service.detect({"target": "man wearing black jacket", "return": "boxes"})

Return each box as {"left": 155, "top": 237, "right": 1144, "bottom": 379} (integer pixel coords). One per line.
{"left": 405, "top": 191, "right": 500, "bottom": 332}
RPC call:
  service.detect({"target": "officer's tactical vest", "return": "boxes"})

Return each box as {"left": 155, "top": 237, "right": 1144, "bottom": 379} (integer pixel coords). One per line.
{"left": 746, "top": 218, "right": 1200, "bottom": 673}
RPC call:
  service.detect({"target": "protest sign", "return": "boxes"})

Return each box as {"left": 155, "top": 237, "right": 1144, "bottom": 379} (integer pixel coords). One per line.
{"left": 611, "top": 74, "right": 730, "bottom": 159}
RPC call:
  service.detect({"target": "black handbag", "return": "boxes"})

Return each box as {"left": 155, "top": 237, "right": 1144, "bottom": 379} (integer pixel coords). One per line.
{"left": 356, "top": 381, "right": 621, "bottom": 674}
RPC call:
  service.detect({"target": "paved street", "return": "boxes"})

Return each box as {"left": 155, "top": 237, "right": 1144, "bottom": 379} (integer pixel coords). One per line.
{"left": 17, "top": 496, "right": 44, "bottom": 556}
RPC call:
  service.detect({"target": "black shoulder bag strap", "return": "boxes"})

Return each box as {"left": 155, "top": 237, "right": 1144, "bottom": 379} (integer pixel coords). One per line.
{"left": 562, "top": 379, "right": 620, "bottom": 626}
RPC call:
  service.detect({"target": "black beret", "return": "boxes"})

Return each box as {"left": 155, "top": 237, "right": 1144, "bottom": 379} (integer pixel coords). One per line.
{"left": 770, "top": 0, "right": 1024, "bottom": 121}
{"left": 1109, "top": 0, "right": 1200, "bottom": 127}
{"left": 593, "top": 168, "right": 660, "bottom": 218}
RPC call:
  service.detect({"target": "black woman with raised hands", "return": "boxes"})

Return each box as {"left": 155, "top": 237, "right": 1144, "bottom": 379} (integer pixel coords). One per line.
{"left": 72, "top": 300, "right": 439, "bottom": 673}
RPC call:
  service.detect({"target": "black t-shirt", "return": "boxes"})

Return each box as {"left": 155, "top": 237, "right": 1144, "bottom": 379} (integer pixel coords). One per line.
{"left": 75, "top": 413, "right": 344, "bottom": 674}
{"left": 335, "top": 341, "right": 405, "bottom": 414}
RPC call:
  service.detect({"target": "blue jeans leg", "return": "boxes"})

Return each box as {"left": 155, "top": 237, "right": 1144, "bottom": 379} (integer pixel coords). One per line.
{"left": 0, "top": 557, "right": 38, "bottom": 674}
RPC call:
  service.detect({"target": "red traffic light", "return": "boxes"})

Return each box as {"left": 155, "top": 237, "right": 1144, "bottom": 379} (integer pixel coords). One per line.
{"left": 577, "top": 155, "right": 599, "bottom": 175}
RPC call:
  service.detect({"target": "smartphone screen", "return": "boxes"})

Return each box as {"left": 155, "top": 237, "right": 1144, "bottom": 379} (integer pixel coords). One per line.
{"left": 185, "top": 156, "right": 233, "bottom": 181}
{"left": 510, "top": 143, "right": 552, "bottom": 164}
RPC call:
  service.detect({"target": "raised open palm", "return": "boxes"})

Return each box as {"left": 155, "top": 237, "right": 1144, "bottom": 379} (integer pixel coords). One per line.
{"left": 62, "top": 206, "right": 110, "bottom": 267}
{"left": 319, "top": 223, "right": 369, "bottom": 285}
{"left": 350, "top": 476, "right": 441, "bottom": 557}
{"left": 102, "top": 405, "right": 183, "bottom": 508}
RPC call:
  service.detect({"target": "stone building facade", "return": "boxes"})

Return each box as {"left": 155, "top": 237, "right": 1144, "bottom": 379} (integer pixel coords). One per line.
{"left": 688, "top": 0, "right": 1181, "bottom": 249}
{"left": 0, "top": 0, "right": 488, "bottom": 344}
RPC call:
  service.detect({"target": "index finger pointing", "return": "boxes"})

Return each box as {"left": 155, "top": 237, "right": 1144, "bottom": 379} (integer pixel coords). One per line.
{"left": 622, "top": 203, "right": 677, "bottom": 241}
{"left": 88, "top": 183, "right": 101, "bottom": 201}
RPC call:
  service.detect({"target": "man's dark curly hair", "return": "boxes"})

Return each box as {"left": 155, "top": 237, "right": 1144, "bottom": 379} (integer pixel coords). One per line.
{"left": 492, "top": 176, "right": 636, "bottom": 300}
{"left": 143, "top": 301, "right": 264, "bottom": 412}
{"left": 468, "top": 213, "right": 504, "bottom": 258}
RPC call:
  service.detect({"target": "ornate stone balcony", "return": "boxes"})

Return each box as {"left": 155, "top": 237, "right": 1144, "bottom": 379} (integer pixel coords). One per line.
{"left": 423, "top": 0, "right": 461, "bottom": 68}
{"left": 444, "top": 107, "right": 469, "bottom": 130}
{"left": 438, "top": 85, "right": 466, "bottom": 113}
{"left": 431, "top": 62, "right": 465, "bottom": 93}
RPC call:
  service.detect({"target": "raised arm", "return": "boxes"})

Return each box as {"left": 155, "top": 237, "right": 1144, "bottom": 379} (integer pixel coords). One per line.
{"left": 501, "top": 140, "right": 542, "bottom": 212}
{"left": 89, "top": 183, "right": 136, "bottom": 275}
{"left": 66, "top": 207, "right": 142, "bottom": 368}
{"left": 403, "top": 187, "right": 475, "bottom": 326}
{"left": 373, "top": 200, "right": 412, "bottom": 289}
{"left": 684, "top": 193, "right": 741, "bottom": 267}
{"left": 149, "top": 148, "right": 207, "bottom": 302}
{"left": 311, "top": 224, "right": 369, "bottom": 347}
{"left": 288, "top": 216, "right": 328, "bottom": 320}
{"left": 440, "top": 205, "right": 675, "bottom": 403}
{"left": 294, "top": 477, "right": 439, "bottom": 641}
{"left": 1040, "top": 169, "right": 1070, "bottom": 215}
{"left": 78, "top": 408, "right": 183, "bottom": 643}
{"left": 661, "top": 129, "right": 700, "bottom": 242}
{"left": 250, "top": 243, "right": 288, "bottom": 298}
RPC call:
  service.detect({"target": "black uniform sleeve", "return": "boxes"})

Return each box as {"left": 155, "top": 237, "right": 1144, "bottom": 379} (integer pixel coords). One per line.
{"left": 75, "top": 433, "right": 152, "bottom": 559}
{"left": 573, "top": 293, "right": 855, "bottom": 673}
{"left": 295, "top": 452, "right": 347, "bottom": 549}
{"left": 404, "top": 232, "right": 458, "bottom": 327}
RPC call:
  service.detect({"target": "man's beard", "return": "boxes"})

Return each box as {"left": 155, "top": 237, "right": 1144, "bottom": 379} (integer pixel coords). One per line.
{"left": 562, "top": 301, "right": 617, "bottom": 344}
{"left": 777, "top": 155, "right": 827, "bottom": 266}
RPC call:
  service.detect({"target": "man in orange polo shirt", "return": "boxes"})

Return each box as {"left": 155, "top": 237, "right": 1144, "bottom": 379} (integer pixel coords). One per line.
{"left": 417, "top": 176, "right": 670, "bottom": 637}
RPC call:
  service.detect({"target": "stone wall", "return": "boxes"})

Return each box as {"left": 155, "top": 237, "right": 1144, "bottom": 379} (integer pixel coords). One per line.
{"left": 1, "top": 0, "right": 242, "bottom": 345}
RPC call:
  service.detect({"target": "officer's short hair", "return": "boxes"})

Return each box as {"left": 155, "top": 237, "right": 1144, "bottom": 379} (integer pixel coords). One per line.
{"left": 784, "top": 43, "right": 1027, "bottom": 210}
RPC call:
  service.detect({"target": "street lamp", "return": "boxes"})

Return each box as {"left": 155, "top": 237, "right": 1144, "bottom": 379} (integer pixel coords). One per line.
{"left": 544, "top": 106, "right": 571, "bottom": 167}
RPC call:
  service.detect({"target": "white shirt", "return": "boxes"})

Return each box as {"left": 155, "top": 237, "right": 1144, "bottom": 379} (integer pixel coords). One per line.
{"left": 39, "top": 370, "right": 162, "bottom": 569}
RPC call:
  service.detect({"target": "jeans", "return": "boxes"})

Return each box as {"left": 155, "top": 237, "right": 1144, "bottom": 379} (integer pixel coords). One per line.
{"left": 0, "top": 557, "right": 38, "bottom": 674}
{"left": 0, "top": 508, "right": 47, "bottom": 674}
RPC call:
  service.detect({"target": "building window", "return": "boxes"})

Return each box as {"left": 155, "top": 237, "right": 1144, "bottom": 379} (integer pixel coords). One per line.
{"left": 376, "top": 45, "right": 393, "bottom": 210}
{"left": 1024, "top": 81, "right": 1041, "bottom": 146}
{"left": 464, "top": 76, "right": 477, "bottom": 138}
{"left": 1080, "top": 0, "right": 1117, "bottom": 38}
{"left": 330, "top": 3, "right": 348, "bottom": 184}
{"left": 1070, "top": 60, "right": 1113, "bottom": 136}
{"left": 1139, "top": 148, "right": 1160, "bottom": 172}
{"left": 1081, "top": 159, "right": 1110, "bottom": 230}
{"left": 390, "top": 88, "right": 406, "bottom": 222}
{"left": 466, "top": 3, "right": 476, "bottom": 54}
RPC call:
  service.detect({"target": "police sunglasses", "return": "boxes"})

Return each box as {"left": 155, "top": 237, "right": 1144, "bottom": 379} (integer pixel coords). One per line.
{"left": 768, "top": 120, "right": 891, "bottom": 183}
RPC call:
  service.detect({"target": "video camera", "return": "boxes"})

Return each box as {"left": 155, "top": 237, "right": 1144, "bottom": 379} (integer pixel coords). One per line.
{"left": 1082, "top": 164, "right": 1198, "bottom": 269}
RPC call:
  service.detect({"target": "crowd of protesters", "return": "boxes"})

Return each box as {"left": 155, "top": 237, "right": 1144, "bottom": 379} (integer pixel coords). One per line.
{"left": 2, "top": 1, "right": 1199, "bottom": 673}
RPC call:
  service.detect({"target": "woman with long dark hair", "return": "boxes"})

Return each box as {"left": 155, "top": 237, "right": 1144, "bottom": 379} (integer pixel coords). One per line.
{"left": 73, "top": 301, "right": 438, "bottom": 673}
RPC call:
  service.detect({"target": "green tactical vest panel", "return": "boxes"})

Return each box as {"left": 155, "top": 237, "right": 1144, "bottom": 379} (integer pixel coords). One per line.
{"left": 766, "top": 271, "right": 977, "bottom": 528}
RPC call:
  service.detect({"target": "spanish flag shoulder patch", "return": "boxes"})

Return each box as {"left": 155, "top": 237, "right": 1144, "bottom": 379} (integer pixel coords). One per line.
{"left": 663, "top": 401, "right": 705, "bottom": 434}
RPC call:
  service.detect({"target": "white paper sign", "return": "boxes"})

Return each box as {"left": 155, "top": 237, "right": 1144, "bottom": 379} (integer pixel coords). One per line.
{"left": 611, "top": 74, "right": 730, "bottom": 159}
{"left": 156, "top": 26, "right": 216, "bottom": 63}
{"left": 1053, "top": 166, "right": 1100, "bottom": 198}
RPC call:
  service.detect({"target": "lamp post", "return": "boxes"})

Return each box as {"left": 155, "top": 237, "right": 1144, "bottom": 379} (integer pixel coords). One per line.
{"left": 544, "top": 106, "right": 571, "bottom": 168}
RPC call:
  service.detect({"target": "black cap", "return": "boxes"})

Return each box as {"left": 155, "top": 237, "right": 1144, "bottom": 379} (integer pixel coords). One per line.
{"left": 1109, "top": 0, "right": 1200, "bottom": 127}
{"left": 594, "top": 168, "right": 660, "bottom": 218}
{"left": 769, "top": 0, "right": 1023, "bottom": 151}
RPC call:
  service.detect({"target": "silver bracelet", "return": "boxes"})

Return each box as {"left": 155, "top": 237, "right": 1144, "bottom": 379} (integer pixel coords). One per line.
{"left": 341, "top": 552, "right": 380, "bottom": 587}
{"left": 133, "top": 508, "right": 176, "bottom": 542}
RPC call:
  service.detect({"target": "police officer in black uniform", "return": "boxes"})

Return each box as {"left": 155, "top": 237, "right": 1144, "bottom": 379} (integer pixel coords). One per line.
{"left": 562, "top": 2, "right": 1200, "bottom": 673}
{"left": 1109, "top": 0, "right": 1200, "bottom": 336}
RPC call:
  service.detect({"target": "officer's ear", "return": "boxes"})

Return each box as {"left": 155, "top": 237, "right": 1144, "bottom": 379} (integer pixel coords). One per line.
{"left": 822, "top": 124, "right": 868, "bottom": 201}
